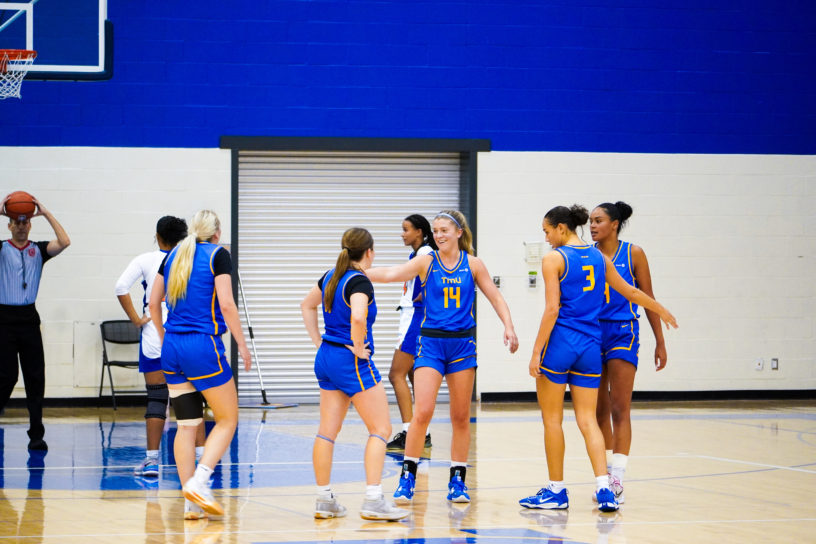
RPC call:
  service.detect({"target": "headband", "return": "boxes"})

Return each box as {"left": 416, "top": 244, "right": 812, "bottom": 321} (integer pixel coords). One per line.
{"left": 436, "top": 212, "right": 461, "bottom": 229}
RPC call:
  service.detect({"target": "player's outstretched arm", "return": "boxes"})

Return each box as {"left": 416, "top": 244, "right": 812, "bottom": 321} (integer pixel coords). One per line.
{"left": 605, "top": 256, "right": 677, "bottom": 330}
{"left": 365, "top": 254, "right": 432, "bottom": 283}
{"left": 470, "top": 255, "right": 518, "bottom": 353}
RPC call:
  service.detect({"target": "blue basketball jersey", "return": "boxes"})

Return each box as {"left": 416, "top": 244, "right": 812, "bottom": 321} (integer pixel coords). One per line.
{"left": 421, "top": 250, "right": 476, "bottom": 331}
{"left": 163, "top": 243, "right": 227, "bottom": 336}
{"left": 596, "top": 240, "right": 639, "bottom": 321}
{"left": 321, "top": 269, "right": 377, "bottom": 353}
{"left": 554, "top": 245, "right": 606, "bottom": 339}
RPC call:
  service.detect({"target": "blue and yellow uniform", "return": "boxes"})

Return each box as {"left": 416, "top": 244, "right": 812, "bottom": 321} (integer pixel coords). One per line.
{"left": 159, "top": 242, "right": 233, "bottom": 391}
{"left": 597, "top": 240, "right": 640, "bottom": 367}
{"left": 415, "top": 250, "right": 477, "bottom": 375}
{"left": 315, "top": 268, "right": 381, "bottom": 396}
{"left": 539, "top": 245, "right": 606, "bottom": 388}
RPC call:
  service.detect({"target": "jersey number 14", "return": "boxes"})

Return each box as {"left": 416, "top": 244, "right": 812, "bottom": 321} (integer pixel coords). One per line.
{"left": 443, "top": 286, "right": 461, "bottom": 308}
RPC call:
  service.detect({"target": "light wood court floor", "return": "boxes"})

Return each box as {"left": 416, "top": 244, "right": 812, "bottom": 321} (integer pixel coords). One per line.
{"left": 0, "top": 399, "right": 813, "bottom": 543}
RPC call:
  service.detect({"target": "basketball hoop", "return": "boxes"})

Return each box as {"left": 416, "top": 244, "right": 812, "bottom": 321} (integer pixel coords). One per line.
{"left": 0, "top": 49, "right": 36, "bottom": 100}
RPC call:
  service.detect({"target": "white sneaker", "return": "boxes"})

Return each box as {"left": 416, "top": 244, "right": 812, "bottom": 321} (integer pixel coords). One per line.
{"left": 182, "top": 477, "right": 223, "bottom": 516}
{"left": 315, "top": 495, "right": 347, "bottom": 519}
{"left": 184, "top": 499, "right": 207, "bottom": 520}
{"left": 609, "top": 474, "right": 625, "bottom": 504}
{"left": 360, "top": 495, "right": 410, "bottom": 521}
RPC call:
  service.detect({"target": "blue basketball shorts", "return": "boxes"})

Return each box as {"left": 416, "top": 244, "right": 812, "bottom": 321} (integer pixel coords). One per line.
{"left": 600, "top": 319, "right": 639, "bottom": 367}
{"left": 138, "top": 350, "right": 162, "bottom": 374}
{"left": 539, "top": 324, "right": 602, "bottom": 388}
{"left": 315, "top": 341, "right": 381, "bottom": 397}
{"left": 397, "top": 307, "right": 423, "bottom": 357}
{"left": 161, "top": 331, "right": 233, "bottom": 391}
{"left": 415, "top": 336, "right": 477, "bottom": 376}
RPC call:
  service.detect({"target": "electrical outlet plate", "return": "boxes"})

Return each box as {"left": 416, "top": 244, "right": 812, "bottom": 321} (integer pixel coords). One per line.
{"left": 771, "top": 358, "right": 779, "bottom": 370}
{"left": 754, "top": 358, "right": 764, "bottom": 371}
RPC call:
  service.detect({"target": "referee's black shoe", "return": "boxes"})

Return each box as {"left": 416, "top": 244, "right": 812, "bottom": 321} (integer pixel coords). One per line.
{"left": 28, "top": 438, "right": 48, "bottom": 451}
{"left": 386, "top": 431, "right": 406, "bottom": 451}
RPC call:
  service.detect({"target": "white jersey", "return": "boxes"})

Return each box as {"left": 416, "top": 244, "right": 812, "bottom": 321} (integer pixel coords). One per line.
{"left": 114, "top": 250, "right": 169, "bottom": 359}
{"left": 398, "top": 244, "right": 433, "bottom": 308}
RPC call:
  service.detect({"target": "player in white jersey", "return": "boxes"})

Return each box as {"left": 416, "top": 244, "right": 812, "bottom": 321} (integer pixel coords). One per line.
{"left": 386, "top": 215, "right": 436, "bottom": 451}
{"left": 114, "top": 216, "right": 205, "bottom": 489}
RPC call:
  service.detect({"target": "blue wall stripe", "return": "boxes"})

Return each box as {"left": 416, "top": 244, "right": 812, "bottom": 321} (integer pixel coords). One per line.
{"left": 1, "top": 0, "right": 814, "bottom": 153}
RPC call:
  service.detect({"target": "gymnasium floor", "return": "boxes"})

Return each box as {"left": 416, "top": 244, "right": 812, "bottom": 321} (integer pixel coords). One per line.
{"left": 0, "top": 399, "right": 814, "bottom": 543}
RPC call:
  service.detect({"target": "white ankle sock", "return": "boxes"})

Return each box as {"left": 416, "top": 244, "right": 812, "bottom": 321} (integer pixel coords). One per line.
{"left": 317, "top": 485, "right": 332, "bottom": 499}
{"left": 402, "top": 422, "right": 410, "bottom": 432}
{"left": 596, "top": 475, "right": 609, "bottom": 491}
{"left": 404, "top": 455, "right": 419, "bottom": 464}
{"left": 365, "top": 484, "right": 382, "bottom": 500}
{"left": 195, "top": 446, "right": 205, "bottom": 461}
{"left": 611, "top": 453, "right": 628, "bottom": 480}
{"left": 193, "top": 463, "right": 213, "bottom": 485}
{"left": 548, "top": 480, "right": 565, "bottom": 493}
{"left": 146, "top": 449, "right": 159, "bottom": 459}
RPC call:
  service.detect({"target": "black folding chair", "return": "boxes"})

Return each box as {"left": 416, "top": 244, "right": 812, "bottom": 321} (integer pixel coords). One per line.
{"left": 98, "top": 320, "right": 142, "bottom": 410}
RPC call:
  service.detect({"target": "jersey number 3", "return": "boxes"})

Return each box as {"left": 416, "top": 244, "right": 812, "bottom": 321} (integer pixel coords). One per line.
{"left": 582, "top": 265, "right": 596, "bottom": 292}
{"left": 443, "top": 286, "right": 461, "bottom": 308}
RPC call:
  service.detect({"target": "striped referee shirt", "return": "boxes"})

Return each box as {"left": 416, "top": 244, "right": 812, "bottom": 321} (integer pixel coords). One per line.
{"left": 0, "top": 240, "right": 52, "bottom": 306}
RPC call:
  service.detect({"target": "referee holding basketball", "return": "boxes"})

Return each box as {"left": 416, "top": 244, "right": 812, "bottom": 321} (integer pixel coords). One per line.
{"left": 0, "top": 193, "right": 70, "bottom": 451}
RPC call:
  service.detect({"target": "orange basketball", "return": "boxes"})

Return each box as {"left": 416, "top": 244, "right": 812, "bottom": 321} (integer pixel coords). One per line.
{"left": 4, "top": 191, "right": 36, "bottom": 220}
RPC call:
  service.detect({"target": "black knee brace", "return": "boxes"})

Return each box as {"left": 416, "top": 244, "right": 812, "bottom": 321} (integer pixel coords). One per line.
{"left": 145, "top": 383, "right": 169, "bottom": 420}
{"left": 170, "top": 390, "right": 204, "bottom": 426}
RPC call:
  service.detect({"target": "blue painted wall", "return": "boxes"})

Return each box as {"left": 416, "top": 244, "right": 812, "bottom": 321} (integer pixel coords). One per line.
{"left": 2, "top": 0, "right": 815, "bottom": 152}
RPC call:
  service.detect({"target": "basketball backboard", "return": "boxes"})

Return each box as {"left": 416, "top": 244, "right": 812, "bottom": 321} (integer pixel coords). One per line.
{"left": 0, "top": 0, "right": 112, "bottom": 80}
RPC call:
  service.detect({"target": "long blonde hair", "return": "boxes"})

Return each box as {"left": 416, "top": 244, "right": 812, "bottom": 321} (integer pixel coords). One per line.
{"left": 324, "top": 228, "right": 373, "bottom": 313}
{"left": 166, "top": 210, "right": 221, "bottom": 306}
{"left": 436, "top": 210, "right": 474, "bottom": 255}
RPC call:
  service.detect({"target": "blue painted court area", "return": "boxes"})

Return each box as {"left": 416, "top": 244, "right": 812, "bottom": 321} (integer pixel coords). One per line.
{"left": 0, "top": 418, "right": 400, "bottom": 491}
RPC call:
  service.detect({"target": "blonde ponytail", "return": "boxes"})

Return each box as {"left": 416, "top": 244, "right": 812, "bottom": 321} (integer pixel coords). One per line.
{"left": 436, "top": 210, "right": 474, "bottom": 255}
{"left": 166, "top": 210, "right": 221, "bottom": 306}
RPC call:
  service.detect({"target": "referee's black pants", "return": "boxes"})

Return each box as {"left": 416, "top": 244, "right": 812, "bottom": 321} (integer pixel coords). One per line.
{"left": 0, "top": 323, "right": 46, "bottom": 441}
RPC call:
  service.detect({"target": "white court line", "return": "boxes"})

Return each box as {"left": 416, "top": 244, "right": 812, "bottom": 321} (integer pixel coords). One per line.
{"left": 693, "top": 454, "right": 816, "bottom": 475}
{"left": 10, "top": 453, "right": 814, "bottom": 472}
{"left": 1, "top": 518, "right": 815, "bottom": 539}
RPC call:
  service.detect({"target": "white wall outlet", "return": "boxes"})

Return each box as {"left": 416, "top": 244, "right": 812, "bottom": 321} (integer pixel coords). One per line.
{"left": 754, "top": 358, "right": 764, "bottom": 371}
{"left": 771, "top": 358, "right": 779, "bottom": 370}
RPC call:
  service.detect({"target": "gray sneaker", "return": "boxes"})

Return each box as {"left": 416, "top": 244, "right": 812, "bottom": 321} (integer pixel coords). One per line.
{"left": 315, "top": 495, "right": 347, "bottom": 519}
{"left": 360, "top": 495, "right": 410, "bottom": 521}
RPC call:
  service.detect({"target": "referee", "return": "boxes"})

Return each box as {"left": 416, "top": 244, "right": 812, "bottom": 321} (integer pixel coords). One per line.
{"left": 0, "top": 194, "right": 70, "bottom": 451}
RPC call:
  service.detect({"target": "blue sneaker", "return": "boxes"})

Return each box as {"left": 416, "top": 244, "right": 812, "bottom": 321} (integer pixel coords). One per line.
{"left": 519, "top": 487, "right": 569, "bottom": 509}
{"left": 393, "top": 472, "right": 415, "bottom": 504}
{"left": 595, "top": 487, "right": 619, "bottom": 512}
{"left": 447, "top": 475, "right": 470, "bottom": 503}
{"left": 134, "top": 457, "right": 159, "bottom": 478}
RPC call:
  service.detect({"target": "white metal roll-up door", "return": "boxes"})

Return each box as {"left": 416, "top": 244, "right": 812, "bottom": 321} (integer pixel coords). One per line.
{"left": 236, "top": 151, "right": 461, "bottom": 402}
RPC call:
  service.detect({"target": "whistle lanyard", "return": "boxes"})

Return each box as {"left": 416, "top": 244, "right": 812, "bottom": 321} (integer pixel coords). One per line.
{"left": 19, "top": 247, "right": 27, "bottom": 290}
